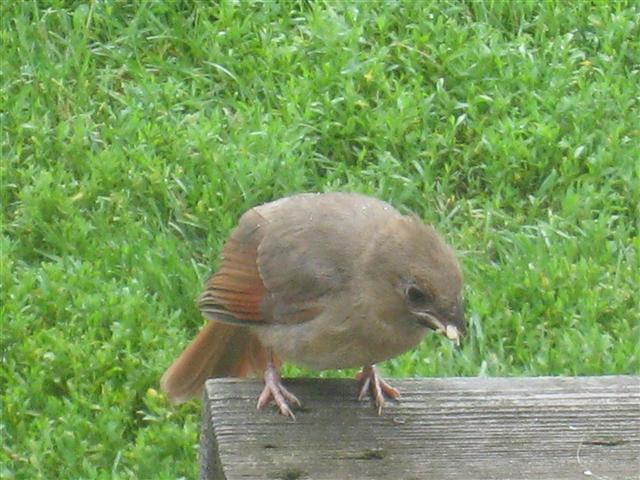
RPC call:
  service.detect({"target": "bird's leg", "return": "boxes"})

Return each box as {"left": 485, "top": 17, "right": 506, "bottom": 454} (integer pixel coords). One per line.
{"left": 256, "top": 351, "right": 300, "bottom": 419}
{"left": 356, "top": 365, "right": 400, "bottom": 415}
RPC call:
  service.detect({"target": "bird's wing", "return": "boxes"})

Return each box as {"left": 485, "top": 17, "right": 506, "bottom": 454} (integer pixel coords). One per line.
{"left": 199, "top": 193, "right": 392, "bottom": 326}
{"left": 198, "top": 208, "right": 268, "bottom": 324}
{"left": 200, "top": 194, "right": 364, "bottom": 326}
{"left": 254, "top": 194, "right": 358, "bottom": 324}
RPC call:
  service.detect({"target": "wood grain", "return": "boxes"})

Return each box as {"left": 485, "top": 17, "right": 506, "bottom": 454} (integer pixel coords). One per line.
{"left": 201, "top": 376, "right": 640, "bottom": 480}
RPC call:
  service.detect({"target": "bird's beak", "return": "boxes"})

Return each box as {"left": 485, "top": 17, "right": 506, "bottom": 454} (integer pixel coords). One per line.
{"left": 413, "top": 300, "right": 465, "bottom": 346}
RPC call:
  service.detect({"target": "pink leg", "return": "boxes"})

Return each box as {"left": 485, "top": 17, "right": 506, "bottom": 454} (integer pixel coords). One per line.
{"left": 356, "top": 365, "right": 400, "bottom": 415}
{"left": 256, "top": 352, "right": 300, "bottom": 419}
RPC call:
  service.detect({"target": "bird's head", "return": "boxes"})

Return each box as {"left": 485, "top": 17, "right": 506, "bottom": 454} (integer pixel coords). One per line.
{"left": 385, "top": 215, "right": 466, "bottom": 344}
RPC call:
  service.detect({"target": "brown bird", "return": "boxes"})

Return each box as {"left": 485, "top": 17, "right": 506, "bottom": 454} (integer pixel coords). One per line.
{"left": 161, "top": 192, "right": 465, "bottom": 418}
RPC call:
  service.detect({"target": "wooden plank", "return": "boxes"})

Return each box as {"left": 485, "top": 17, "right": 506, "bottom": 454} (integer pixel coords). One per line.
{"left": 200, "top": 376, "right": 640, "bottom": 480}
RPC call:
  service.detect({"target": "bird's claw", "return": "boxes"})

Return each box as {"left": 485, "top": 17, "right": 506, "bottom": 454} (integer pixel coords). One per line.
{"left": 257, "top": 364, "right": 300, "bottom": 419}
{"left": 356, "top": 365, "right": 400, "bottom": 415}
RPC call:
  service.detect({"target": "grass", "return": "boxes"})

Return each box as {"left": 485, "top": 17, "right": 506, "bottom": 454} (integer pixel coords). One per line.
{"left": 2, "top": 1, "right": 639, "bottom": 478}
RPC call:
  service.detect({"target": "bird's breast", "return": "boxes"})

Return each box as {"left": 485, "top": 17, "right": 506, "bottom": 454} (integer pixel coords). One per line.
{"left": 254, "top": 301, "right": 427, "bottom": 370}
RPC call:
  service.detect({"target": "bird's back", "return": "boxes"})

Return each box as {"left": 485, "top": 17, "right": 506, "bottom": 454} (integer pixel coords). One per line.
{"left": 240, "top": 192, "right": 406, "bottom": 325}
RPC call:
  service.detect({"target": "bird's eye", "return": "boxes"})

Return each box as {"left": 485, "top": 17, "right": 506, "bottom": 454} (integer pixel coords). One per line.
{"left": 406, "top": 285, "right": 431, "bottom": 306}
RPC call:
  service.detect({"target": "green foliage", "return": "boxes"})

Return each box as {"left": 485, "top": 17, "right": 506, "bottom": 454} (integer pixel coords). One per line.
{"left": 2, "top": 1, "right": 638, "bottom": 478}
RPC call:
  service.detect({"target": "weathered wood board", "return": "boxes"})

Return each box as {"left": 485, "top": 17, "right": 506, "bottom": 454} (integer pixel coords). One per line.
{"left": 200, "top": 376, "right": 639, "bottom": 480}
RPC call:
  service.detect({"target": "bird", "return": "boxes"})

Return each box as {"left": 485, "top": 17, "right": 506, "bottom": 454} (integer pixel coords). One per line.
{"left": 161, "top": 192, "right": 465, "bottom": 418}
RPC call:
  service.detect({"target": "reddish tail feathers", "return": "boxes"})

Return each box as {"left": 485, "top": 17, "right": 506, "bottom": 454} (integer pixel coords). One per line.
{"left": 160, "top": 321, "right": 270, "bottom": 404}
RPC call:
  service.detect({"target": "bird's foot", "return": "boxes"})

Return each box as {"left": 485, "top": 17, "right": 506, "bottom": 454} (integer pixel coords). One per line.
{"left": 256, "top": 364, "right": 300, "bottom": 419}
{"left": 356, "top": 365, "right": 400, "bottom": 415}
